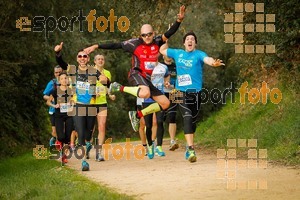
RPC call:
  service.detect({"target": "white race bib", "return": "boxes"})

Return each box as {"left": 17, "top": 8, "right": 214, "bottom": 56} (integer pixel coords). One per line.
{"left": 178, "top": 74, "right": 192, "bottom": 86}
{"left": 60, "top": 103, "right": 73, "bottom": 113}
{"left": 144, "top": 62, "right": 156, "bottom": 71}
{"left": 77, "top": 81, "right": 90, "bottom": 90}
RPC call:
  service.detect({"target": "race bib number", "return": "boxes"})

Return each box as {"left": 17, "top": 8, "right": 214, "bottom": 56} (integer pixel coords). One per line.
{"left": 77, "top": 81, "right": 90, "bottom": 91}
{"left": 96, "top": 86, "right": 106, "bottom": 95}
{"left": 60, "top": 103, "right": 73, "bottom": 113}
{"left": 178, "top": 74, "right": 192, "bottom": 86}
{"left": 144, "top": 62, "right": 156, "bottom": 71}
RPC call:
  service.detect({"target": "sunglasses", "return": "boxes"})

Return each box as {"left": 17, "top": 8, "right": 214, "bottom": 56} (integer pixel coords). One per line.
{"left": 78, "top": 54, "right": 88, "bottom": 58}
{"left": 141, "top": 32, "right": 153, "bottom": 38}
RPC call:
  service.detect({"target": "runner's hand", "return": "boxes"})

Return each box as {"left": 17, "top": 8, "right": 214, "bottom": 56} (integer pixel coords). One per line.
{"left": 212, "top": 59, "right": 225, "bottom": 67}
{"left": 54, "top": 42, "right": 63, "bottom": 52}
{"left": 177, "top": 5, "right": 186, "bottom": 22}
{"left": 109, "top": 94, "right": 116, "bottom": 101}
{"left": 165, "top": 81, "right": 171, "bottom": 89}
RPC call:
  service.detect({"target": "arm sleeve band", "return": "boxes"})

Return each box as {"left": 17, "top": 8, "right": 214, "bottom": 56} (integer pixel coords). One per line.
{"left": 55, "top": 51, "right": 68, "bottom": 70}
{"left": 164, "top": 21, "right": 181, "bottom": 39}
{"left": 98, "top": 43, "right": 122, "bottom": 49}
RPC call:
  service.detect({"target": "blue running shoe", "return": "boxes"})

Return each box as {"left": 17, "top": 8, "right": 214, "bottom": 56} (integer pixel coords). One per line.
{"left": 49, "top": 137, "right": 56, "bottom": 147}
{"left": 185, "top": 148, "right": 197, "bottom": 163}
{"left": 155, "top": 146, "right": 166, "bottom": 157}
{"left": 81, "top": 160, "right": 89, "bottom": 171}
{"left": 147, "top": 145, "right": 154, "bottom": 159}
{"left": 86, "top": 142, "right": 92, "bottom": 159}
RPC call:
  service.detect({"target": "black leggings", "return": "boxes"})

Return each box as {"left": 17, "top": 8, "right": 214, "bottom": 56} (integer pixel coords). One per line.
{"left": 73, "top": 105, "right": 97, "bottom": 146}
{"left": 178, "top": 91, "right": 201, "bottom": 134}
{"left": 144, "top": 108, "right": 165, "bottom": 146}
{"left": 55, "top": 115, "right": 73, "bottom": 145}
{"left": 165, "top": 93, "right": 177, "bottom": 123}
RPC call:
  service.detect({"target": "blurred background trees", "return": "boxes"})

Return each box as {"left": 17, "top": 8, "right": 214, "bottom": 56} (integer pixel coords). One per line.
{"left": 0, "top": 0, "right": 298, "bottom": 157}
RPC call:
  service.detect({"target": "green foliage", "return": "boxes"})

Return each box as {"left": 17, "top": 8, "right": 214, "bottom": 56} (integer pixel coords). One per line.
{"left": 0, "top": 0, "right": 298, "bottom": 163}
{"left": 0, "top": 152, "right": 134, "bottom": 199}
{"left": 194, "top": 86, "right": 300, "bottom": 165}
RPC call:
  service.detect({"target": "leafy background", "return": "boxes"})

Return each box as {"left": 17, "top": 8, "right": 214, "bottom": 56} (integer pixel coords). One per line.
{"left": 0, "top": 0, "right": 298, "bottom": 160}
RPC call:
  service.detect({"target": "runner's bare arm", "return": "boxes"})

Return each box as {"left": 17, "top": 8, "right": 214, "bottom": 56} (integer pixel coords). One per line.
{"left": 46, "top": 95, "right": 59, "bottom": 108}
{"left": 159, "top": 43, "right": 168, "bottom": 57}
{"left": 43, "top": 95, "right": 50, "bottom": 101}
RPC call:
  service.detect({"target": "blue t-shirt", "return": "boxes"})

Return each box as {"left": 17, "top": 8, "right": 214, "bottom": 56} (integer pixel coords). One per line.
{"left": 167, "top": 49, "right": 207, "bottom": 92}
{"left": 43, "top": 79, "right": 57, "bottom": 114}
{"left": 67, "top": 65, "right": 99, "bottom": 104}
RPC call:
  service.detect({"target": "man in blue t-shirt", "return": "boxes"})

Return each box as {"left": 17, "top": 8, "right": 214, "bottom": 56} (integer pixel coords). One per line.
{"left": 43, "top": 65, "right": 62, "bottom": 147}
{"left": 160, "top": 31, "right": 225, "bottom": 163}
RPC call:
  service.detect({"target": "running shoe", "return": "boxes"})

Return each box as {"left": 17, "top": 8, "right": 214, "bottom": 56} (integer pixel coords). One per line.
{"left": 185, "top": 149, "right": 197, "bottom": 163}
{"left": 155, "top": 146, "right": 166, "bottom": 157}
{"left": 70, "top": 143, "right": 76, "bottom": 152}
{"left": 81, "top": 160, "right": 90, "bottom": 171}
{"left": 55, "top": 140, "right": 62, "bottom": 151}
{"left": 152, "top": 139, "right": 156, "bottom": 150}
{"left": 128, "top": 111, "right": 140, "bottom": 132}
{"left": 49, "top": 137, "right": 56, "bottom": 147}
{"left": 86, "top": 142, "right": 92, "bottom": 159}
{"left": 109, "top": 82, "right": 122, "bottom": 93}
{"left": 61, "top": 154, "right": 68, "bottom": 164}
{"left": 169, "top": 140, "right": 179, "bottom": 151}
{"left": 147, "top": 145, "right": 154, "bottom": 159}
{"left": 143, "top": 145, "right": 148, "bottom": 156}
{"left": 95, "top": 153, "right": 105, "bottom": 162}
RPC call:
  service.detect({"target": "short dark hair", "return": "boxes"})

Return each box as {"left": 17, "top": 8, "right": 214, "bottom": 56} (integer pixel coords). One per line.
{"left": 77, "top": 49, "right": 85, "bottom": 54}
{"left": 183, "top": 31, "right": 197, "bottom": 44}
{"left": 59, "top": 71, "right": 67, "bottom": 76}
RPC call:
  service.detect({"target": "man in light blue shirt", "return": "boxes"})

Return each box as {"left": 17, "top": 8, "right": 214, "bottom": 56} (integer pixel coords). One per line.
{"left": 160, "top": 31, "right": 224, "bottom": 162}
